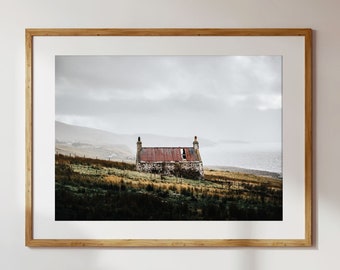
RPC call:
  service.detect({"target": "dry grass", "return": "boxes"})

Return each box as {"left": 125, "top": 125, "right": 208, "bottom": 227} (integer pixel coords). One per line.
{"left": 204, "top": 169, "right": 282, "bottom": 190}
{"left": 56, "top": 154, "right": 282, "bottom": 220}
{"left": 69, "top": 162, "right": 282, "bottom": 199}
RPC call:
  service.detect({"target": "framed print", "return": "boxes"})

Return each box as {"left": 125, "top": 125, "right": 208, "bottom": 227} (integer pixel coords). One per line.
{"left": 26, "top": 28, "right": 312, "bottom": 247}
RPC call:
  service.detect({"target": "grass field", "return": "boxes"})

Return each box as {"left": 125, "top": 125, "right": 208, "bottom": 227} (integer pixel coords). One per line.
{"left": 55, "top": 154, "right": 282, "bottom": 221}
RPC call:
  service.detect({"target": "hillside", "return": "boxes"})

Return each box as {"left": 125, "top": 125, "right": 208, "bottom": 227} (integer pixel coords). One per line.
{"left": 55, "top": 121, "right": 215, "bottom": 162}
{"left": 55, "top": 154, "right": 282, "bottom": 221}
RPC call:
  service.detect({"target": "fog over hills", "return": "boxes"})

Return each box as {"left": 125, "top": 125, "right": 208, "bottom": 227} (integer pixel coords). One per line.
{"left": 55, "top": 121, "right": 281, "bottom": 176}
{"left": 55, "top": 121, "right": 215, "bottom": 162}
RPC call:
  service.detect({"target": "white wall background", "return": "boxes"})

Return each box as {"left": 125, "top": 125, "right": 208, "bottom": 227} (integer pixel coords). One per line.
{"left": 1, "top": 0, "right": 339, "bottom": 269}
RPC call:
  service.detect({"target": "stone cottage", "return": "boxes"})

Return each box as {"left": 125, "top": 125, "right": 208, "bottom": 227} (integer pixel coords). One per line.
{"left": 136, "top": 136, "right": 204, "bottom": 179}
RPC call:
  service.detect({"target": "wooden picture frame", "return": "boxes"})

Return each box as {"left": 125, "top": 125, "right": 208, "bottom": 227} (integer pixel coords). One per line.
{"left": 26, "top": 28, "right": 312, "bottom": 247}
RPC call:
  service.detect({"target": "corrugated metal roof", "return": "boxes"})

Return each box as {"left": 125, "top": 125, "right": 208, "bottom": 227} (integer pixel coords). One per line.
{"left": 139, "top": 147, "right": 200, "bottom": 162}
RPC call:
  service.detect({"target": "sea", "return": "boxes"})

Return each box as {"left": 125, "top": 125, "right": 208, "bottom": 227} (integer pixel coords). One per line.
{"left": 200, "top": 142, "right": 282, "bottom": 174}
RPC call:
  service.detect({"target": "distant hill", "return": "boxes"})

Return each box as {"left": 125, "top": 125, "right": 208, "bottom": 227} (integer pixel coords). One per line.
{"left": 55, "top": 121, "right": 135, "bottom": 161}
{"left": 55, "top": 121, "right": 215, "bottom": 162}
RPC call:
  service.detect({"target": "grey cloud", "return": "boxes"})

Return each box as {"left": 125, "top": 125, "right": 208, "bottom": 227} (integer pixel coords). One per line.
{"left": 56, "top": 55, "right": 282, "bottom": 142}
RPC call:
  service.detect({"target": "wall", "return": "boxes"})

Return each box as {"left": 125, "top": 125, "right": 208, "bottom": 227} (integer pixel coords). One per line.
{"left": 1, "top": 0, "right": 339, "bottom": 269}
{"left": 137, "top": 161, "right": 204, "bottom": 178}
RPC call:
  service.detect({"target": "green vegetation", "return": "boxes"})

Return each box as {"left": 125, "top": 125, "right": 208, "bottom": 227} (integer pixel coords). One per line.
{"left": 55, "top": 154, "right": 282, "bottom": 221}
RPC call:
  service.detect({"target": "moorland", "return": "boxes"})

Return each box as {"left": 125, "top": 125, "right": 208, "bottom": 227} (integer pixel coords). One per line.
{"left": 55, "top": 154, "right": 282, "bottom": 221}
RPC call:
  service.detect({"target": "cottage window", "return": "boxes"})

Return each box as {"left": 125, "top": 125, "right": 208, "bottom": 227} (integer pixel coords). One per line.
{"left": 181, "top": 148, "right": 186, "bottom": 160}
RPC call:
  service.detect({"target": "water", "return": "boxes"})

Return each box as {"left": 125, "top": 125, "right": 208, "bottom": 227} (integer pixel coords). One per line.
{"left": 201, "top": 142, "right": 282, "bottom": 173}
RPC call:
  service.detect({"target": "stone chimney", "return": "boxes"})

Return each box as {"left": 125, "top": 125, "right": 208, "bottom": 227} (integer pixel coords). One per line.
{"left": 137, "top": 136, "right": 142, "bottom": 151}
{"left": 136, "top": 137, "right": 142, "bottom": 162}
{"left": 193, "top": 136, "right": 199, "bottom": 150}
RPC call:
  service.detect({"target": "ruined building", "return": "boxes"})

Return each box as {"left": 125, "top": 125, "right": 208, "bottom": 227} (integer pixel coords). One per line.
{"left": 136, "top": 136, "right": 204, "bottom": 179}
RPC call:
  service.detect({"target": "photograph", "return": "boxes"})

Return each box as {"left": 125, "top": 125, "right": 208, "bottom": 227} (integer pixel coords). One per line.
{"left": 55, "top": 55, "right": 283, "bottom": 221}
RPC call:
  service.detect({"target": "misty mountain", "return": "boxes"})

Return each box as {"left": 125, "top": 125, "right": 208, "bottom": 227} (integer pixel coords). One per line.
{"left": 56, "top": 121, "right": 135, "bottom": 147}
{"left": 56, "top": 121, "right": 135, "bottom": 161}
{"left": 55, "top": 121, "right": 215, "bottom": 162}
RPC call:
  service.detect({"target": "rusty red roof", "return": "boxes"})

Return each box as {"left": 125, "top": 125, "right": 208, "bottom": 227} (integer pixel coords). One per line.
{"left": 139, "top": 147, "right": 200, "bottom": 162}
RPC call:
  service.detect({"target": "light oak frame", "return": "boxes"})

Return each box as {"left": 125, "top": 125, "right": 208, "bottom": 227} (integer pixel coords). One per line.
{"left": 26, "top": 28, "right": 313, "bottom": 247}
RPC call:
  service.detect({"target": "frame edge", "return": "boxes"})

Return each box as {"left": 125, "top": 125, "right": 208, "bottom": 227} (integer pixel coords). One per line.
{"left": 25, "top": 28, "right": 313, "bottom": 248}
{"left": 25, "top": 29, "right": 34, "bottom": 246}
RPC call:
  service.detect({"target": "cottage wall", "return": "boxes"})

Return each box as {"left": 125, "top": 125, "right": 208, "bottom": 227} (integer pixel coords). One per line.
{"left": 137, "top": 161, "right": 204, "bottom": 179}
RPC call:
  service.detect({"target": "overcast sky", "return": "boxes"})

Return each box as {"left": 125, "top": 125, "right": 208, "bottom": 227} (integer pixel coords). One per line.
{"left": 55, "top": 55, "right": 282, "bottom": 143}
